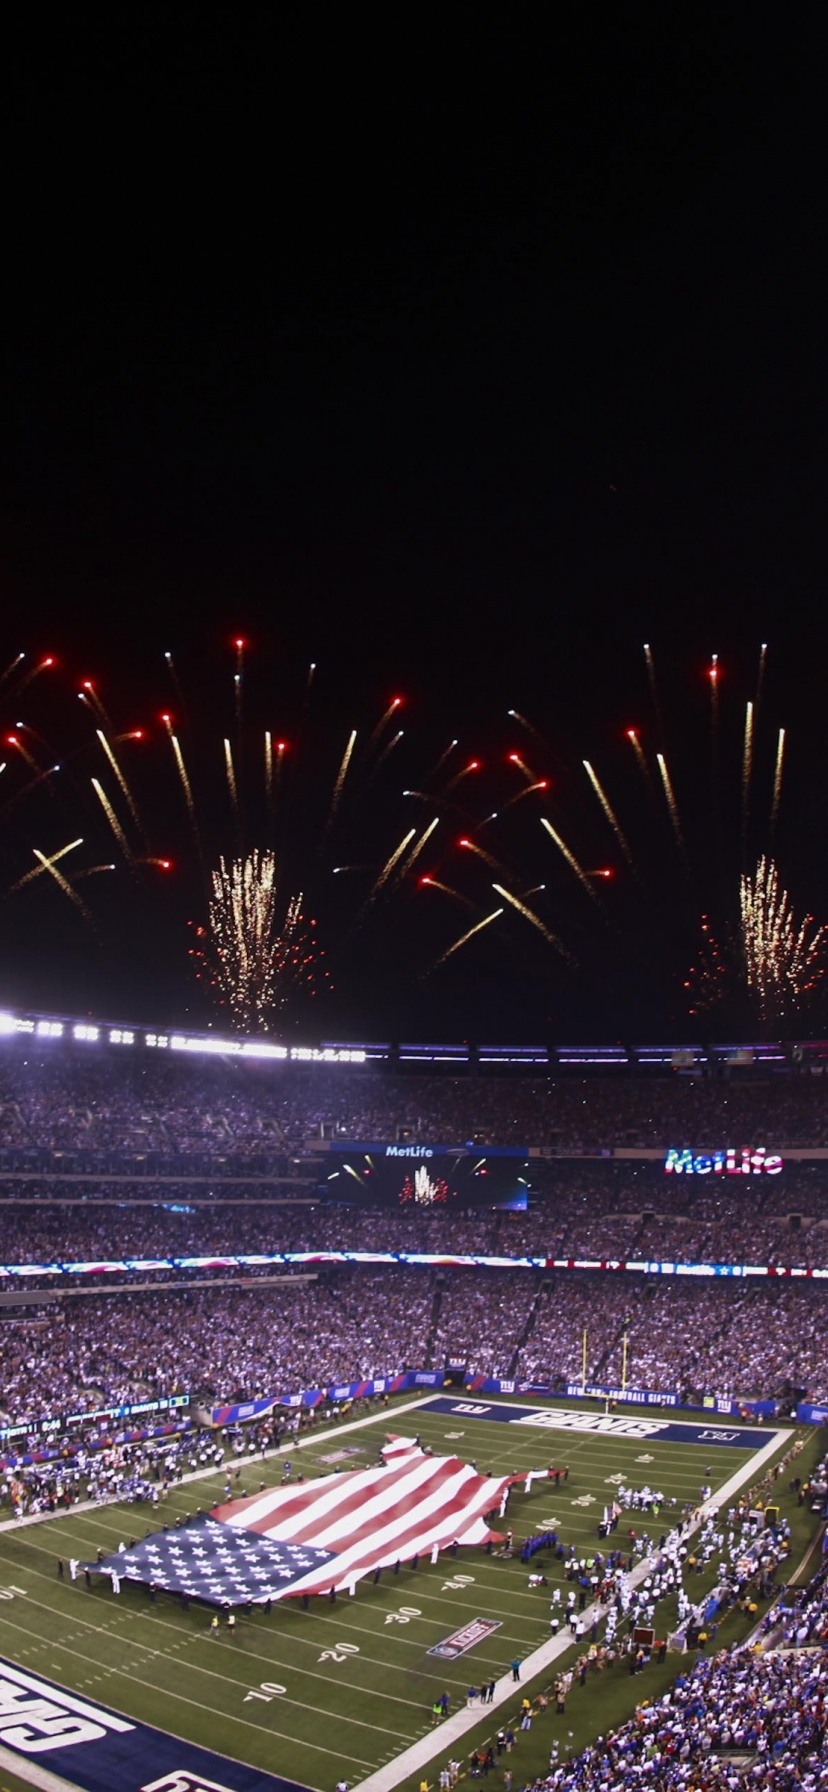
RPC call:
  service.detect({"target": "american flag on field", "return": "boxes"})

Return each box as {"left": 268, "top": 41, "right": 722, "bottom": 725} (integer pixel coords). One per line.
{"left": 86, "top": 1439, "right": 521, "bottom": 1606}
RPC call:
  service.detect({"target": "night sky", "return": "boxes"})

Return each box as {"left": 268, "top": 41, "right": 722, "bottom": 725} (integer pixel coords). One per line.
{"left": 3, "top": 13, "right": 828, "bottom": 1042}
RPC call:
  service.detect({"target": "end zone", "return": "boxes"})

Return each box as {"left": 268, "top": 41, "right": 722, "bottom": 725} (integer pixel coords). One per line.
{"left": 420, "top": 1395, "right": 778, "bottom": 1448}
{"left": 0, "top": 1657, "right": 307, "bottom": 1792}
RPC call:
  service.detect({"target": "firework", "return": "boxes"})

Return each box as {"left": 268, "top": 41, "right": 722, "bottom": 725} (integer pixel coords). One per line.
{"left": 655, "top": 752, "right": 684, "bottom": 849}
{"left": 397, "top": 815, "right": 439, "bottom": 879}
{"left": 643, "top": 640, "right": 666, "bottom": 742}
{"left": 741, "top": 700, "right": 754, "bottom": 835}
{"left": 507, "top": 752, "right": 535, "bottom": 783}
{"left": 755, "top": 642, "right": 768, "bottom": 714}
{"left": 428, "top": 905, "right": 503, "bottom": 971}
{"left": 163, "top": 717, "right": 198, "bottom": 839}
{"left": 9, "top": 838, "right": 83, "bottom": 895}
{"left": 371, "top": 727, "right": 404, "bottom": 777}
{"left": 684, "top": 914, "right": 733, "bottom": 1015}
{"left": 491, "top": 882, "right": 569, "bottom": 957}
{"left": 32, "top": 847, "right": 92, "bottom": 919}
{"left": 223, "top": 737, "right": 239, "bottom": 814}
{"left": 96, "top": 729, "right": 143, "bottom": 833}
{"left": 507, "top": 709, "right": 549, "bottom": 752}
{"left": 91, "top": 778, "right": 132, "bottom": 860}
{"left": 740, "top": 856, "right": 826, "bottom": 1023}
{"left": 368, "top": 827, "right": 416, "bottom": 899}
{"left": 457, "top": 836, "right": 505, "bottom": 873}
{"left": 499, "top": 778, "right": 549, "bottom": 817}
{"left": 78, "top": 680, "right": 114, "bottom": 732}
{"left": 204, "top": 850, "right": 277, "bottom": 1030}
{"left": 328, "top": 728, "right": 357, "bottom": 820}
{"left": 6, "top": 733, "right": 38, "bottom": 774}
{"left": 540, "top": 816, "right": 597, "bottom": 900}
{"left": 429, "top": 739, "right": 458, "bottom": 777}
{"left": 582, "top": 760, "right": 635, "bottom": 869}
{"left": 196, "top": 850, "right": 327, "bottom": 1030}
{"left": 0, "top": 637, "right": 816, "bottom": 1036}
{"left": 419, "top": 876, "right": 474, "bottom": 908}
{"left": 626, "top": 726, "right": 652, "bottom": 791}
{"left": 233, "top": 638, "right": 245, "bottom": 742}
{"left": 0, "top": 653, "right": 25, "bottom": 688}
{"left": 443, "top": 759, "right": 481, "bottom": 795}
{"left": 770, "top": 727, "right": 785, "bottom": 837}
{"left": 687, "top": 857, "right": 827, "bottom": 1022}
{"left": 365, "top": 696, "right": 403, "bottom": 759}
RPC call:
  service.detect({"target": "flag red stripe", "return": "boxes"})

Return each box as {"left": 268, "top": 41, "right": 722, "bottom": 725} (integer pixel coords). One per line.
{"left": 214, "top": 1451, "right": 421, "bottom": 1532}
{"left": 285, "top": 1456, "right": 462, "bottom": 1548}
{"left": 284, "top": 1481, "right": 505, "bottom": 1595}
{"left": 210, "top": 1448, "right": 520, "bottom": 1601}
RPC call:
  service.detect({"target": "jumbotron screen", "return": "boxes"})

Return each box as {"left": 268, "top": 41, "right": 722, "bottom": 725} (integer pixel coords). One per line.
{"left": 325, "top": 1144, "right": 529, "bottom": 1210}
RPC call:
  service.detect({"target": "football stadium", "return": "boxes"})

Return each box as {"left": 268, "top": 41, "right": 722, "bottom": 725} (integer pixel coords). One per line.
{"left": 7, "top": 6, "right": 828, "bottom": 1788}
{"left": 0, "top": 1015, "right": 825, "bottom": 1792}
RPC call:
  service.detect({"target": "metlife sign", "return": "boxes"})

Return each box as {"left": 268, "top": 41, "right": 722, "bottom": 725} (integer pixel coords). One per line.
{"left": 0, "top": 1657, "right": 304, "bottom": 1792}
{"left": 664, "top": 1147, "right": 783, "bottom": 1176}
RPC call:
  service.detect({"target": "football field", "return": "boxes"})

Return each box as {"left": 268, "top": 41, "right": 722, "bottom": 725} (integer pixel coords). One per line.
{"left": 0, "top": 1393, "right": 807, "bottom": 1792}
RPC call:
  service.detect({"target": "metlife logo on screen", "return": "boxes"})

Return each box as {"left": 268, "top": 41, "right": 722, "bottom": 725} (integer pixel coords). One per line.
{"left": 0, "top": 1658, "right": 304, "bottom": 1792}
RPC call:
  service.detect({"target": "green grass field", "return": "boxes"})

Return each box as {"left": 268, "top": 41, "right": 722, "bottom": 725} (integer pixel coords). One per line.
{"left": 0, "top": 1393, "right": 818, "bottom": 1792}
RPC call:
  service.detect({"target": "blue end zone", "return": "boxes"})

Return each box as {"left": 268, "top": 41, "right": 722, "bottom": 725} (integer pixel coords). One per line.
{"left": 420, "top": 1396, "right": 777, "bottom": 1449}
{"left": 0, "top": 1655, "right": 309, "bottom": 1792}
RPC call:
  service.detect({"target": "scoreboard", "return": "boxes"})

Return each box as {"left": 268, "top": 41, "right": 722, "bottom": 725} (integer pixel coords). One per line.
{"left": 325, "top": 1143, "right": 529, "bottom": 1210}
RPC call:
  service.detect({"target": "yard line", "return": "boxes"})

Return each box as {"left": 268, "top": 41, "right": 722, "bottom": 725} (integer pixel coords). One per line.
{"left": 350, "top": 1422, "right": 794, "bottom": 1792}
{"left": 0, "top": 1605, "right": 379, "bottom": 1774}
{"left": 0, "top": 1392, "right": 439, "bottom": 1543}
{"left": 0, "top": 1546, "right": 439, "bottom": 1715}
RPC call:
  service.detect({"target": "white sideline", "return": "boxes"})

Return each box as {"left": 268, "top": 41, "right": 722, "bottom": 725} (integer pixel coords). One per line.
{"left": 0, "top": 1405, "right": 794, "bottom": 1792}
{"left": 351, "top": 1424, "right": 793, "bottom": 1792}
{"left": 0, "top": 1393, "right": 436, "bottom": 1536}
{"left": 0, "top": 1395, "right": 437, "bottom": 1792}
{"left": 0, "top": 1746, "right": 79, "bottom": 1792}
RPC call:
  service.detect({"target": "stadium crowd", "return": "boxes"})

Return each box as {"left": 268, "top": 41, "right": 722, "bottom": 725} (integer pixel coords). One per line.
{"left": 533, "top": 1644, "right": 828, "bottom": 1792}
{"left": 5, "top": 1042, "right": 828, "bottom": 1156}
{"left": 0, "top": 1040, "right": 826, "bottom": 1443}
{"left": 1, "top": 1267, "right": 826, "bottom": 1443}
{"left": 0, "top": 1192, "right": 826, "bottom": 1278}
{"left": 492, "top": 1476, "right": 827, "bottom": 1792}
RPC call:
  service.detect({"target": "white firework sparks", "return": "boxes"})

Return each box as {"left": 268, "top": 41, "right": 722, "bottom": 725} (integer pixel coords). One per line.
{"left": 740, "top": 856, "right": 827, "bottom": 1023}
{"left": 200, "top": 850, "right": 325, "bottom": 1030}
{"left": 206, "top": 849, "right": 279, "bottom": 1030}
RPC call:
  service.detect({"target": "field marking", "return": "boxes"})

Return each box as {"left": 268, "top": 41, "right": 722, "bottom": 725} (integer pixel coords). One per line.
{"left": 0, "top": 1605, "right": 374, "bottom": 1784}
{"left": 0, "top": 1579, "right": 428, "bottom": 1731}
{"left": 0, "top": 1392, "right": 436, "bottom": 1540}
{"left": 0, "top": 1538, "right": 452, "bottom": 1710}
{"left": 0, "top": 1601, "right": 397, "bottom": 1769}
{"left": 0, "top": 1401, "right": 793, "bottom": 1792}
{"left": 351, "top": 1423, "right": 793, "bottom": 1792}
{"left": 0, "top": 1424, "right": 778, "bottom": 1704}
{"left": 0, "top": 1747, "right": 80, "bottom": 1792}
{"left": 240, "top": 1596, "right": 540, "bottom": 1668}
